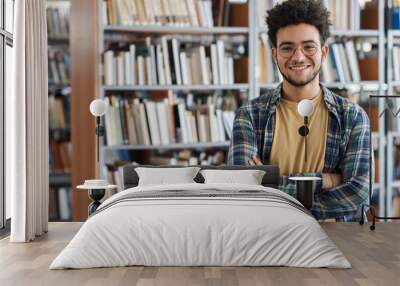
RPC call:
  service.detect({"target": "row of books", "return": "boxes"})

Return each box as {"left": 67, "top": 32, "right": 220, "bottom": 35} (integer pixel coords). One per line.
{"left": 49, "top": 141, "right": 72, "bottom": 174}
{"left": 324, "top": 0, "right": 364, "bottom": 31}
{"left": 104, "top": 94, "right": 236, "bottom": 146}
{"left": 103, "top": 0, "right": 234, "bottom": 27}
{"left": 146, "top": 150, "right": 227, "bottom": 165}
{"left": 258, "top": 0, "right": 365, "bottom": 31}
{"left": 258, "top": 33, "right": 282, "bottom": 83}
{"left": 103, "top": 38, "right": 238, "bottom": 86}
{"left": 49, "top": 187, "right": 71, "bottom": 221}
{"left": 105, "top": 149, "right": 227, "bottom": 191}
{"left": 49, "top": 94, "right": 70, "bottom": 130}
{"left": 321, "top": 40, "right": 361, "bottom": 83}
{"left": 104, "top": 37, "right": 370, "bottom": 86}
{"left": 47, "top": 2, "right": 70, "bottom": 39}
{"left": 48, "top": 49, "right": 70, "bottom": 85}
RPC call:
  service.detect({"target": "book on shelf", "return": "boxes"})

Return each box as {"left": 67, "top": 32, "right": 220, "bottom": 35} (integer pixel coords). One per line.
{"left": 372, "top": 136, "right": 380, "bottom": 183}
{"left": 49, "top": 141, "right": 72, "bottom": 174}
{"left": 391, "top": 0, "right": 400, "bottom": 29}
{"left": 360, "top": 0, "right": 379, "bottom": 30}
{"left": 325, "top": 0, "right": 364, "bottom": 31}
{"left": 49, "top": 186, "right": 72, "bottom": 221}
{"left": 258, "top": 33, "right": 282, "bottom": 83}
{"left": 47, "top": 1, "right": 70, "bottom": 39}
{"left": 104, "top": 160, "right": 137, "bottom": 192}
{"left": 48, "top": 187, "right": 59, "bottom": 221}
{"left": 48, "top": 48, "right": 71, "bottom": 85}
{"left": 320, "top": 39, "right": 363, "bottom": 84}
{"left": 392, "top": 45, "right": 400, "bottom": 82}
{"left": 103, "top": 92, "right": 237, "bottom": 146}
{"left": 48, "top": 93, "right": 71, "bottom": 130}
{"left": 103, "top": 0, "right": 246, "bottom": 27}
{"left": 103, "top": 36, "right": 243, "bottom": 86}
{"left": 391, "top": 136, "right": 400, "bottom": 181}
{"left": 53, "top": 187, "right": 72, "bottom": 221}
{"left": 258, "top": 0, "right": 368, "bottom": 30}
{"left": 58, "top": 187, "right": 72, "bottom": 220}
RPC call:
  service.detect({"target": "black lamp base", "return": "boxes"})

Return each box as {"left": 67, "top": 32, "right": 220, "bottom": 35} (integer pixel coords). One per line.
{"left": 359, "top": 204, "right": 400, "bottom": 231}
{"left": 295, "top": 180, "right": 315, "bottom": 210}
{"left": 88, "top": 189, "right": 105, "bottom": 216}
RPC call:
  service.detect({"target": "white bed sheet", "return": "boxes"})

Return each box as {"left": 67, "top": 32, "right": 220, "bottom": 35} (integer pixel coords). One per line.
{"left": 50, "top": 183, "right": 351, "bottom": 269}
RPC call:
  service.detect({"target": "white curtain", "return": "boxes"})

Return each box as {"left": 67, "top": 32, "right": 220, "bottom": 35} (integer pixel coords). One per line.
{"left": 7, "top": 0, "right": 49, "bottom": 242}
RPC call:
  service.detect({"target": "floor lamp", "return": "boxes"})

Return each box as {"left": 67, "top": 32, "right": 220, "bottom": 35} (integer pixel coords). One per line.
{"left": 89, "top": 99, "right": 107, "bottom": 162}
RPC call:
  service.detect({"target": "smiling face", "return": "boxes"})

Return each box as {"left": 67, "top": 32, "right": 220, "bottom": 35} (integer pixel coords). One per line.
{"left": 272, "top": 23, "right": 328, "bottom": 87}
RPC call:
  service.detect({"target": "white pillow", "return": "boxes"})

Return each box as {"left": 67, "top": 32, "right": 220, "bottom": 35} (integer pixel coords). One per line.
{"left": 135, "top": 167, "right": 201, "bottom": 186}
{"left": 200, "top": 169, "right": 266, "bottom": 185}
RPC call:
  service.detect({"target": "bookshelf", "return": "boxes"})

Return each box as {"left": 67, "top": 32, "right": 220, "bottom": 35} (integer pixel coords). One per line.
{"left": 47, "top": 0, "right": 72, "bottom": 221}
{"left": 96, "top": 0, "right": 386, "bottom": 190}
{"left": 97, "top": 0, "right": 252, "bottom": 187}
{"left": 384, "top": 0, "right": 400, "bottom": 217}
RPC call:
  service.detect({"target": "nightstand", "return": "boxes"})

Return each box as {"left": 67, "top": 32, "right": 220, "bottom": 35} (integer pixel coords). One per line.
{"left": 77, "top": 180, "right": 117, "bottom": 216}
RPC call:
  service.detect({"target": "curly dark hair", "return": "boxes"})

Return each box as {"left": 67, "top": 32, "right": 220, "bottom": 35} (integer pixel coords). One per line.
{"left": 266, "top": 0, "right": 331, "bottom": 48}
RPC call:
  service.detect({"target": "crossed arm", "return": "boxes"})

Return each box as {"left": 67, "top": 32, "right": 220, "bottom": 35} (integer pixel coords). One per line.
{"left": 247, "top": 155, "right": 342, "bottom": 189}
{"left": 227, "top": 107, "right": 340, "bottom": 189}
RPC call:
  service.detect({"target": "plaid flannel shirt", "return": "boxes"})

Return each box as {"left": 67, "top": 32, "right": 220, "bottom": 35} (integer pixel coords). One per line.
{"left": 227, "top": 84, "right": 371, "bottom": 220}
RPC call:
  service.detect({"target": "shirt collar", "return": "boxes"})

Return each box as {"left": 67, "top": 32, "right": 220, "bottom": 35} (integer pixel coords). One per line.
{"left": 267, "top": 83, "right": 339, "bottom": 117}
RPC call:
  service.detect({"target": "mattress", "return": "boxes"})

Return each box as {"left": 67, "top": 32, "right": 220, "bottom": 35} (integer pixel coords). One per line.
{"left": 50, "top": 183, "right": 351, "bottom": 269}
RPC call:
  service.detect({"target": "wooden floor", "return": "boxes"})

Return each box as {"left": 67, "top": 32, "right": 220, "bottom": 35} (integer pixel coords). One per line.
{"left": 0, "top": 222, "right": 399, "bottom": 286}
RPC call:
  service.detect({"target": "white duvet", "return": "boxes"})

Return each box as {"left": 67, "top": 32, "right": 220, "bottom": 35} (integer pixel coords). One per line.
{"left": 50, "top": 183, "right": 351, "bottom": 269}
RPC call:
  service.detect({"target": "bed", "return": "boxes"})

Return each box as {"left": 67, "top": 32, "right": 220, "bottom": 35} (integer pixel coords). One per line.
{"left": 50, "top": 165, "right": 351, "bottom": 269}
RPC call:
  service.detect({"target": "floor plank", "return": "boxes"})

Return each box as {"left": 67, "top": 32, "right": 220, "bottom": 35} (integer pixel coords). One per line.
{"left": 0, "top": 222, "right": 399, "bottom": 286}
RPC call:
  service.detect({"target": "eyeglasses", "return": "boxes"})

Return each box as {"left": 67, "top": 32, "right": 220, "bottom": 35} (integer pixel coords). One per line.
{"left": 278, "top": 43, "right": 320, "bottom": 59}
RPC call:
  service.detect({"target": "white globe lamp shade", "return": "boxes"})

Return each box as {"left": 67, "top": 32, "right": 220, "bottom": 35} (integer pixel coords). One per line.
{"left": 90, "top": 99, "right": 107, "bottom": 117}
{"left": 297, "top": 99, "right": 314, "bottom": 117}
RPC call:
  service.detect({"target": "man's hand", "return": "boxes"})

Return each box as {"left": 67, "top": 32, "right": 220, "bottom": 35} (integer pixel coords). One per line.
{"left": 248, "top": 155, "right": 263, "bottom": 165}
{"left": 321, "top": 173, "right": 342, "bottom": 189}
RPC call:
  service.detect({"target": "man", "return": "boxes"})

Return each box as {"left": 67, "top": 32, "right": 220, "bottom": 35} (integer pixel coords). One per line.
{"left": 227, "top": 0, "right": 370, "bottom": 221}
